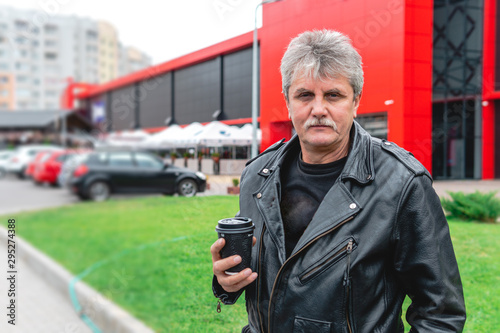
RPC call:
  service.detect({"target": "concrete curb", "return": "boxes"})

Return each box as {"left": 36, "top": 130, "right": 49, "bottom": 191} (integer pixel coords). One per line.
{"left": 0, "top": 226, "right": 155, "bottom": 333}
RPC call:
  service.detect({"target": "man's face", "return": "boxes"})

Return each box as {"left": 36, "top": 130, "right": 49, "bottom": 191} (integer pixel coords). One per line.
{"left": 286, "top": 74, "right": 360, "bottom": 156}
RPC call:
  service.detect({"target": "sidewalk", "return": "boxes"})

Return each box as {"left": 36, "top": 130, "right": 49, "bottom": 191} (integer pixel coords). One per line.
{"left": 0, "top": 237, "right": 92, "bottom": 333}
{"left": 0, "top": 227, "right": 155, "bottom": 333}
{"left": 432, "top": 179, "right": 500, "bottom": 198}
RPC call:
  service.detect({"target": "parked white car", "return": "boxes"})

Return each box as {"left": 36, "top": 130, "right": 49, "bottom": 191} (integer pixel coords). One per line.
{"left": 0, "top": 150, "right": 15, "bottom": 178}
{"left": 5, "top": 145, "right": 62, "bottom": 179}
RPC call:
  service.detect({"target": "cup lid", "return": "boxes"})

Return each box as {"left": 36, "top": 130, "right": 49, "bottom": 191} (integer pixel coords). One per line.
{"left": 217, "top": 217, "right": 253, "bottom": 230}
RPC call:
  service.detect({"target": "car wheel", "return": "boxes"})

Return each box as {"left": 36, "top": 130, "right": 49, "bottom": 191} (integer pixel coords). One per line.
{"left": 88, "top": 181, "right": 111, "bottom": 202}
{"left": 17, "top": 168, "right": 26, "bottom": 179}
{"left": 177, "top": 179, "right": 198, "bottom": 197}
{"left": 0, "top": 168, "right": 5, "bottom": 179}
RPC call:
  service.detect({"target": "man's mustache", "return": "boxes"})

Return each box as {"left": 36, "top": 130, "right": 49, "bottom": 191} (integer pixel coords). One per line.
{"left": 304, "top": 118, "right": 338, "bottom": 132}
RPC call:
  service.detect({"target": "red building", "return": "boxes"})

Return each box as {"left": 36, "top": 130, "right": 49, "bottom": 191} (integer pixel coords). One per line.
{"left": 69, "top": 0, "right": 499, "bottom": 180}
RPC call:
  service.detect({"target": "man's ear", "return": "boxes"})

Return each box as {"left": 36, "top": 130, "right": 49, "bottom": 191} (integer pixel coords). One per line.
{"left": 353, "top": 92, "right": 362, "bottom": 118}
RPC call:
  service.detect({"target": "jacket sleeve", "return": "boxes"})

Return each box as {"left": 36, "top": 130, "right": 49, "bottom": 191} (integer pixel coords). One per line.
{"left": 393, "top": 174, "right": 466, "bottom": 332}
{"left": 212, "top": 276, "right": 244, "bottom": 305}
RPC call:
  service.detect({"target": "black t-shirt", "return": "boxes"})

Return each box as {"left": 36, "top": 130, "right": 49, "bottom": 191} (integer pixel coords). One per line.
{"left": 280, "top": 147, "right": 347, "bottom": 258}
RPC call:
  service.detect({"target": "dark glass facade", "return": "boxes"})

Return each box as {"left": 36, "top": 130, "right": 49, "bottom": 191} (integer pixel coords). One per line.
{"left": 223, "top": 48, "right": 253, "bottom": 120}
{"left": 174, "top": 57, "right": 221, "bottom": 124}
{"left": 109, "top": 85, "right": 136, "bottom": 131}
{"left": 432, "top": 0, "right": 483, "bottom": 179}
{"left": 95, "top": 48, "right": 254, "bottom": 131}
{"left": 138, "top": 73, "right": 172, "bottom": 128}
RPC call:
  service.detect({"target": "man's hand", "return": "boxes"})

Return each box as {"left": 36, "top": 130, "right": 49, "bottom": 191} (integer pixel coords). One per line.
{"left": 211, "top": 237, "right": 258, "bottom": 293}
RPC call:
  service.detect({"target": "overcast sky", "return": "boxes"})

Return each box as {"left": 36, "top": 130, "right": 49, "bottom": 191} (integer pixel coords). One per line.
{"left": 0, "top": 0, "right": 264, "bottom": 64}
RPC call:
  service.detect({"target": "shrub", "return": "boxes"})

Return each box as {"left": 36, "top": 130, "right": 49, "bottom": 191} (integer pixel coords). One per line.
{"left": 232, "top": 178, "right": 240, "bottom": 187}
{"left": 441, "top": 191, "right": 500, "bottom": 223}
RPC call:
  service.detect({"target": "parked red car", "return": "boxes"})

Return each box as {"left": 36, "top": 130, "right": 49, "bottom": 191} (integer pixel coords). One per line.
{"left": 25, "top": 151, "right": 50, "bottom": 179}
{"left": 33, "top": 150, "right": 81, "bottom": 186}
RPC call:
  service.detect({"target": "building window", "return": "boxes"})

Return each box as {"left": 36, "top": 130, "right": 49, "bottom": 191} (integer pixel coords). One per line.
{"left": 45, "top": 40, "right": 57, "bottom": 47}
{"left": 44, "top": 52, "right": 57, "bottom": 60}
{"left": 16, "top": 89, "right": 31, "bottom": 97}
{"left": 16, "top": 75, "right": 28, "bottom": 83}
{"left": 356, "top": 113, "right": 388, "bottom": 140}
{"left": 44, "top": 24, "right": 58, "bottom": 34}
{"left": 14, "top": 20, "right": 28, "bottom": 30}
{"left": 86, "top": 30, "right": 98, "bottom": 39}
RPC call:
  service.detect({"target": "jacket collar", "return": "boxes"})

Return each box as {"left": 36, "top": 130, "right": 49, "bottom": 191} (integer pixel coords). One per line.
{"left": 340, "top": 120, "right": 375, "bottom": 185}
{"left": 257, "top": 120, "right": 375, "bottom": 185}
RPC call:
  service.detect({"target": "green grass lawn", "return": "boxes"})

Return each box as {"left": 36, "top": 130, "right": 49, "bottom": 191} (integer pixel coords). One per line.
{"left": 3, "top": 196, "right": 499, "bottom": 332}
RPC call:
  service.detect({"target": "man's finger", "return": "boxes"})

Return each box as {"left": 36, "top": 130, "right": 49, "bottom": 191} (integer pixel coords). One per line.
{"left": 213, "top": 255, "right": 241, "bottom": 274}
{"left": 210, "top": 238, "right": 225, "bottom": 263}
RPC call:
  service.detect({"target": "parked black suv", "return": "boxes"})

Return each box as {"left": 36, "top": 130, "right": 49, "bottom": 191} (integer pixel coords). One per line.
{"left": 69, "top": 151, "right": 206, "bottom": 201}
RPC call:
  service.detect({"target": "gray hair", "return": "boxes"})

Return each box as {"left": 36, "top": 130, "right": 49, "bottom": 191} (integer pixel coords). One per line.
{"left": 280, "top": 30, "right": 364, "bottom": 101}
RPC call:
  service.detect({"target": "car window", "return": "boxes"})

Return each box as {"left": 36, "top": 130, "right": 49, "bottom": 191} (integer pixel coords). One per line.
{"left": 86, "top": 152, "right": 108, "bottom": 165}
{"left": 0, "top": 152, "right": 12, "bottom": 160}
{"left": 108, "top": 152, "right": 134, "bottom": 167}
{"left": 135, "top": 153, "right": 164, "bottom": 169}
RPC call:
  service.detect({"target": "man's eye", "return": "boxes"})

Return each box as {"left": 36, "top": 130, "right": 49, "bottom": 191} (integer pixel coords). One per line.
{"left": 298, "top": 92, "right": 312, "bottom": 98}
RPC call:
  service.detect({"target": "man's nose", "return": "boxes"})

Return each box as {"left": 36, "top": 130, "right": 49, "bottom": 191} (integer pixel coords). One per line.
{"left": 310, "top": 97, "right": 328, "bottom": 117}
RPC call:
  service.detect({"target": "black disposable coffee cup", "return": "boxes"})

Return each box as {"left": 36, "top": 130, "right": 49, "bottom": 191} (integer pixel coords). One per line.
{"left": 216, "top": 217, "right": 254, "bottom": 275}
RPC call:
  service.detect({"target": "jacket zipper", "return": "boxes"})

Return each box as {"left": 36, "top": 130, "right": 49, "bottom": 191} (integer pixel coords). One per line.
{"left": 266, "top": 215, "right": 356, "bottom": 333}
{"left": 299, "top": 241, "right": 351, "bottom": 282}
{"left": 344, "top": 239, "right": 354, "bottom": 333}
{"left": 257, "top": 225, "right": 266, "bottom": 332}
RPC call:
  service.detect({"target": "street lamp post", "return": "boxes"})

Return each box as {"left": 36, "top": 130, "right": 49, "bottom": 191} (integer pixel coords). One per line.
{"left": 251, "top": 0, "right": 283, "bottom": 159}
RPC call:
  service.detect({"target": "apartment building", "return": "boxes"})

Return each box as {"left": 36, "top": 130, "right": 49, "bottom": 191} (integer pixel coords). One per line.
{"left": 0, "top": 5, "right": 150, "bottom": 111}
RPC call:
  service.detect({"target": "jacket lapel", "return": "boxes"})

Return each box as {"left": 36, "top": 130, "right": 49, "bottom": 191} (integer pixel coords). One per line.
{"left": 254, "top": 169, "right": 287, "bottom": 265}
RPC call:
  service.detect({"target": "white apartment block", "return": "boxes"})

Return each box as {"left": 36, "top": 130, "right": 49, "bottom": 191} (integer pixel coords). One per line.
{"left": 0, "top": 5, "right": 151, "bottom": 111}
{"left": 119, "top": 45, "right": 152, "bottom": 78}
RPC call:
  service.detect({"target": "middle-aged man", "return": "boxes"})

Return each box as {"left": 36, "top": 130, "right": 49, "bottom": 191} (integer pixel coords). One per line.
{"left": 211, "top": 29, "right": 466, "bottom": 332}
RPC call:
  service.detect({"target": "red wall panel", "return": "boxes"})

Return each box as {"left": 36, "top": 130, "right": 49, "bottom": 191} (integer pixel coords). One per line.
{"left": 482, "top": 0, "right": 497, "bottom": 179}
{"left": 259, "top": 0, "right": 433, "bottom": 171}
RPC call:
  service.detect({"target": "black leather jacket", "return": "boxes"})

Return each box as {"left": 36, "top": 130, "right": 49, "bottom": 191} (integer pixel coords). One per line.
{"left": 214, "top": 122, "right": 466, "bottom": 332}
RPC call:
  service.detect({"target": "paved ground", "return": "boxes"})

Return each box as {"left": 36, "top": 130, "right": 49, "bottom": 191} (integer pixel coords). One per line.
{"left": 0, "top": 174, "right": 498, "bottom": 332}
{"left": 0, "top": 232, "right": 92, "bottom": 333}
{"left": 432, "top": 179, "right": 500, "bottom": 198}
{"left": 0, "top": 174, "right": 236, "bottom": 216}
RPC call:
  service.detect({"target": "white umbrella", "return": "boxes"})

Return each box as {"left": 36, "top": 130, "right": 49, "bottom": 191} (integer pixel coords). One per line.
{"left": 141, "top": 124, "right": 183, "bottom": 148}
{"left": 195, "top": 121, "right": 234, "bottom": 147}
{"left": 172, "top": 122, "right": 204, "bottom": 148}
{"left": 227, "top": 124, "right": 261, "bottom": 146}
